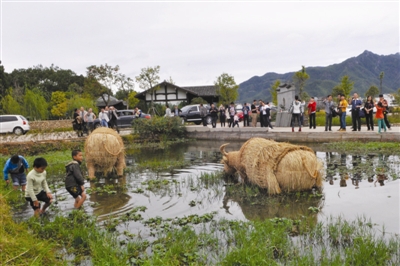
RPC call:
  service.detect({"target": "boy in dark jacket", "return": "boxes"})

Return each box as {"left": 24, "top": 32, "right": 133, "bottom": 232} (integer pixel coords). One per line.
{"left": 65, "top": 150, "right": 86, "bottom": 209}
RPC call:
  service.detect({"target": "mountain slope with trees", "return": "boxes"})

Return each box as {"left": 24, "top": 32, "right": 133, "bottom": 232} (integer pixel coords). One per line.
{"left": 238, "top": 50, "right": 400, "bottom": 103}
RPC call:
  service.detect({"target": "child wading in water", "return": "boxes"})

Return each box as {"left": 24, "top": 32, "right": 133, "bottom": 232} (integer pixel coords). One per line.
{"left": 24, "top": 158, "right": 53, "bottom": 217}
{"left": 65, "top": 150, "right": 86, "bottom": 209}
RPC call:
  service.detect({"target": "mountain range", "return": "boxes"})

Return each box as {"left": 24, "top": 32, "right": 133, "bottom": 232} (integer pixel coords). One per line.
{"left": 238, "top": 50, "right": 400, "bottom": 103}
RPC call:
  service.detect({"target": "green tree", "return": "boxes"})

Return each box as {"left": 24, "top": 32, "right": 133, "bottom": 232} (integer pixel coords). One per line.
{"left": 270, "top": 80, "right": 280, "bottom": 106}
{"left": 135, "top": 66, "right": 160, "bottom": 113}
{"left": 379, "top": 71, "right": 384, "bottom": 94}
{"left": 0, "top": 89, "right": 21, "bottom": 114}
{"left": 67, "top": 95, "right": 97, "bottom": 118}
{"left": 292, "top": 66, "right": 310, "bottom": 99}
{"left": 86, "top": 64, "right": 134, "bottom": 105}
{"left": 365, "top": 85, "right": 379, "bottom": 99}
{"left": 339, "top": 75, "right": 354, "bottom": 98}
{"left": 50, "top": 91, "right": 68, "bottom": 118}
{"left": 23, "top": 88, "right": 48, "bottom": 120}
{"left": 128, "top": 91, "right": 140, "bottom": 109}
{"left": 215, "top": 73, "right": 239, "bottom": 106}
{"left": 394, "top": 88, "right": 400, "bottom": 106}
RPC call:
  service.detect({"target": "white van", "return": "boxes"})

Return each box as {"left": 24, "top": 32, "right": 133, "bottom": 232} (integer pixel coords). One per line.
{"left": 0, "top": 115, "right": 30, "bottom": 135}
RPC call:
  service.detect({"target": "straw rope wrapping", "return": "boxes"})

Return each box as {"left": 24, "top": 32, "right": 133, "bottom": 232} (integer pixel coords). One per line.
{"left": 84, "top": 127, "right": 126, "bottom": 176}
{"left": 221, "top": 137, "right": 323, "bottom": 195}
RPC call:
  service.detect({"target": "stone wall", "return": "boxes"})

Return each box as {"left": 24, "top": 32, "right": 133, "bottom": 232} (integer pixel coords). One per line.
{"left": 29, "top": 120, "right": 73, "bottom": 131}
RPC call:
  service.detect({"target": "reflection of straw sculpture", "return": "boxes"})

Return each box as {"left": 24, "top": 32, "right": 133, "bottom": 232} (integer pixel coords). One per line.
{"left": 220, "top": 137, "right": 324, "bottom": 195}
{"left": 84, "top": 127, "right": 126, "bottom": 178}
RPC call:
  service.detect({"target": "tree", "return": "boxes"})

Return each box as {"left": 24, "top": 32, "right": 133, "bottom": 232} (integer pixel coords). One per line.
{"left": 365, "top": 85, "right": 379, "bottom": 99}
{"left": 394, "top": 88, "right": 400, "bottom": 106}
{"left": 127, "top": 91, "right": 140, "bottom": 109}
{"left": 50, "top": 91, "right": 68, "bottom": 118}
{"left": 0, "top": 88, "right": 21, "bottom": 114}
{"left": 67, "top": 95, "right": 97, "bottom": 118}
{"left": 215, "top": 73, "right": 239, "bottom": 106}
{"left": 331, "top": 85, "right": 344, "bottom": 98}
{"left": 23, "top": 88, "right": 48, "bottom": 120}
{"left": 379, "top": 71, "right": 384, "bottom": 94}
{"left": 86, "top": 64, "right": 134, "bottom": 105}
{"left": 292, "top": 66, "right": 309, "bottom": 99}
{"left": 270, "top": 80, "right": 280, "bottom": 106}
{"left": 339, "top": 75, "right": 354, "bottom": 99}
{"left": 135, "top": 66, "right": 160, "bottom": 113}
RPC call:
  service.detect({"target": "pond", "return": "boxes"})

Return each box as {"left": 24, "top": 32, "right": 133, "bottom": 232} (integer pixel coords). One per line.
{"left": 14, "top": 140, "right": 400, "bottom": 238}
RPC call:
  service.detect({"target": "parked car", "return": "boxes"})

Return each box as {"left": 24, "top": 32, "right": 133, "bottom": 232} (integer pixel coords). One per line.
{"left": 179, "top": 104, "right": 212, "bottom": 125}
{"left": 93, "top": 110, "right": 151, "bottom": 129}
{"left": 0, "top": 115, "right": 30, "bottom": 135}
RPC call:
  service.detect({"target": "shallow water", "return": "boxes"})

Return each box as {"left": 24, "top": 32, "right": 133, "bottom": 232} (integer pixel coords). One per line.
{"left": 14, "top": 140, "right": 400, "bottom": 236}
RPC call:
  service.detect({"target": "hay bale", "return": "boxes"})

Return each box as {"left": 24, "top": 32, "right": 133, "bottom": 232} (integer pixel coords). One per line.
{"left": 221, "top": 137, "right": 324, "bottom": 195}
{"left": 84, "top": 127, "right": 126, "bottom": 178}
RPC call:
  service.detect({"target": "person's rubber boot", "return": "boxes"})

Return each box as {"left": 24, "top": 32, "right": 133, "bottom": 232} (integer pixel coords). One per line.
{"left": 299, "top": 128, "right": 301, "bottom": 132}
{"left": 292, "top": 127, "right": 294, "bottom": 132}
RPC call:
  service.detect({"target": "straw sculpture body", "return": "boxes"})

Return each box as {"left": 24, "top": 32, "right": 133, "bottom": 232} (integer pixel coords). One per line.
{"left": 84, "top": 127, "right": 126, "bottom": 179}
{"left": 220, "top": 137, "right": 323, "bottom": 195}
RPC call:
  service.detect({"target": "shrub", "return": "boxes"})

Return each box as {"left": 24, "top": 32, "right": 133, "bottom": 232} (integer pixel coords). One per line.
{"left": 132, "top": 116, "right": 186, "bottom": 141}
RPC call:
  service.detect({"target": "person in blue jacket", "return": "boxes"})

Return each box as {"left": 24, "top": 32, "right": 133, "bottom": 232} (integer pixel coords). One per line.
{"left": 3, "top": 154, "right": 29, "bottom": 192}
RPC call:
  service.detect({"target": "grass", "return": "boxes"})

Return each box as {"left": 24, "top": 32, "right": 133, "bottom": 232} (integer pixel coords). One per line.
{"left": 324, "top": 141, "right": 400, "bottom": 155}
{"left": 0, "top": 184, "right": 61, "bottom": 265}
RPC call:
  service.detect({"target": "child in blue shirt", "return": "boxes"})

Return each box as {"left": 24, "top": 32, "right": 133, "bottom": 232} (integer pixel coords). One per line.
{"left": 3, "top": 155, "right": 29, "bottom": 192}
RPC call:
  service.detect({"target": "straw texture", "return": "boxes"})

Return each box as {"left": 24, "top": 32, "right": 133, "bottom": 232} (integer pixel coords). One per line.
{"left": 84, "top": 127, "right": 126, "bottom": 178}
{"left": 220, "top": 137, "right": 324, "bottom": 195}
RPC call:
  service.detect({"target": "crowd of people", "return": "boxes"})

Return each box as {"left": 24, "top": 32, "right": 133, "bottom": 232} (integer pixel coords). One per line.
{"left": 72, "top": 105, "right": 144, "bottom": 136}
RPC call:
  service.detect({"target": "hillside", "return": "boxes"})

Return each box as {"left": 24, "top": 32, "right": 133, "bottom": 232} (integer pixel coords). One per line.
{"left": 238, "top": 50, "right": 400, "bottom": 103}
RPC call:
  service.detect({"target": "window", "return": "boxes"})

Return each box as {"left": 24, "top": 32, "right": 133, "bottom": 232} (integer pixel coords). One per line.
{"left": 0, "top": 116, "right": 18, "bottom": 123}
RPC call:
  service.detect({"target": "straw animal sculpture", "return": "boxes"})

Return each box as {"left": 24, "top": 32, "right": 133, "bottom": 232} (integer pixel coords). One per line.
{"left": 220, "top": 137, "right": 323, "bottom": 195}
{"left": 84, "top": 127, "right": 126, "bottom": 179}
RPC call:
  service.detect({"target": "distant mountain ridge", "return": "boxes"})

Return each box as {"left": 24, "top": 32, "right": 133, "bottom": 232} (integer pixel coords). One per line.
{"left": 238, "top": 50, "right": 400, "bottom": 103}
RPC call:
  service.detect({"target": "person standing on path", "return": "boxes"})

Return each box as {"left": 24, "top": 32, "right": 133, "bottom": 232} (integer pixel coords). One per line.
{"left": 265, "top": 102, "right": 273, "bottom": 129}
{"left": 99, "top": 108, "right": 109, "bottom": 127}
{"left": 364, "top": 95, "right": 374, "bottom": 131}
{"left": 164, "top": 104, "right": 172, "bottom": 117}
{"left": 80, "top": 107, "right": 88, "bottom": 135}
{"left": 307, "top": 97, "right": 317, "bottom": 129}
{"left": 219, "top": 104, "right": 226, "bottom": 127}
{"left": 350, "top": 93, "right": 362, "bottom": 131}
{"left": 209, "top": 103, "right": 218, "bottom": 128}
{"left": 379, "top": 94, "right": 392, "bottom": 130}
{"left": 228, "top": 102, "right": 235, "bottom": 128}
{"left": 199, "top": 103, "right": 208, "bottom": 127}
{"left": 323, "top": 95, "right": 334, "bottom": 131}
{"left": 108, "top": 106, "right": 119, "bottom": 133}
{"left": 85, "top": 108, "right": 96, "bottom": 134}
{"left": 338, "top": 95, "right": 348, "bottom": 131}
{"left": 375, "top": 101, "right": 387, "bottom": 133}
{"left": 290, "top": 95, "right": 303, "bottom": 132}
{"left": 250, "top": 100, "right": 258, "bottom": 127}
{"left": 242, "top": 103, "right": 250, "bottom": 127}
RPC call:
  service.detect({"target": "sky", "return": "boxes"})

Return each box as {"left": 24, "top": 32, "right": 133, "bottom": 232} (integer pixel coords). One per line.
{"left": 1, "top": 0, "right": 399, "bottom": 90}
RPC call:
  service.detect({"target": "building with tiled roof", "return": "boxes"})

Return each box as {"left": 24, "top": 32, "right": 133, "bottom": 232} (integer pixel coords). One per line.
{"left": 135, "top": 81, "right": 219, "bottom": 105}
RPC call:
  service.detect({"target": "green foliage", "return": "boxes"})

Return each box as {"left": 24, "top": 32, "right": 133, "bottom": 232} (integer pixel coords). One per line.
{"left": 0, "top": 88, "right": 22, "bottom": 114}
{"left": 365, "top": 85, "right": 379, "bottom": 98}
{"left": 23, "top": 88, "right": 49, "bottom": 120}
{"left": 86, "top": 64, "right": 134, "bottom": 106}
{"left": 293, "top": 66, "right": 310, "bottom": 97}
{"left": 339, "top": 75, "right": 354, "bottom": 98}
{"left": 132, "top": 116, "right": 186, "bottom": 141}
{"left": 270, "top": 80, "right": 280, "bottom": 106}
{"left": 67, "top": 95, "right": 97, "bottom": 118}
{"left": 135, "top": 65, "right": 160, "bottom": 110}
{"left": 127, "top": 90, "right": 140, "bottom": 109}
{"left": 394, "top": 88, "right": 400, "bottom": 106}
{"left": 215, "top": 73, "right": 239, "bottom": 106}
{"left": 190, "top": 97, "right": 207, "bottom": 104}
{"left": 50, "top": 91, "right": 67, "bottom": 118}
